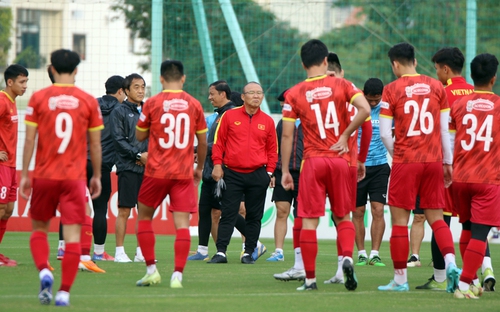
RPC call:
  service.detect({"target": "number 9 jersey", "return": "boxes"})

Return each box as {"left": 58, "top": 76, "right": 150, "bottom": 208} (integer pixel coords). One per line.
{"left": 24, "top": 84, "right": 103, "bottom": 180}
{"left": 136, "top": 90, "right": 207, "bottom": 180}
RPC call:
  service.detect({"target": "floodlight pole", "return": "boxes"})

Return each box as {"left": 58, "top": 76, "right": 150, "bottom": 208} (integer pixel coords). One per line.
{"left": 465, "top": 0, "right": 476, "bottom": 85}
{"left": 151, "top": 0, "right": 163, "bottom": 95}
{"left": 192, "top": 0, "right": 219, "bottom": 85}
{"left": 218, "top": 0, "right": 270, "bottom": 114}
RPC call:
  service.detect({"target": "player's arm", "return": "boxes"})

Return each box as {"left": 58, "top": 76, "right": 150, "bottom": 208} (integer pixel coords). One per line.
{"left": 379, "top": 116, "right": 393, "bottom": 157}
{"left": 332, "top": 94, "right": 370, "bottom": 152}
{"left": 358, "top": 118, "right": 372, "bottom": 163}
{"left": 136, "top": 127, "right": 149, "bottom": 142}
{"left": 195, "top": 131, "right": 207, "bottom": 184}
{"left": 280, "top": 119, "right": 295, "bottom": 190}
{"left": 441, "top": 109, "right": 452, "bottom": 165}
{"left": 88, "top": 129, "right": 102, "bottom": 199}
{"left": 20, "top": 124, "right": 37, "bottom": 199}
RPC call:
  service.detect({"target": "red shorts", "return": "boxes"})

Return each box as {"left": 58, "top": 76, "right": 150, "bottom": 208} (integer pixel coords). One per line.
{"left": 0, "top": 165, "right": 17, "bottom": 203}
{"left": 138, "top": 176, "right": 197, "bottom": 213}
{"left": 298, "top": 157, "right": 351, "bottom": 218}
{"left": 388, "top": 162, "right": 444, "bottom": 210}
{"left": 452, "top": 182, "right": 500, "bottom": 227}
{"left": 30, "top": 179, "right": 86, "bottom": 224}
{"left": 349, "top": 166, "right": 357, "bottom": 212}
{"left": 443, "top": 185, "right": 457, "bottom": 216}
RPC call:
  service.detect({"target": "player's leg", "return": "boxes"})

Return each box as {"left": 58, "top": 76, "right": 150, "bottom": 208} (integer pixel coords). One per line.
{"left": 353, "top": 167, "right": 369, "bottom": 266}
{"left": 211, "top": 208, "right": 221, "bottom": 243}
{"left": 114, "top": 171, "right": 134, "bottom": 262}
{"left": 367, "top": 163, "right": 389, "bottom": 266}
{"left": 0, "top": 166, "right": 19, "bottom": 266}
{"left": 268, "top": 169, "right": 291, "bottom": 262}
{"left": 91, "top": 165, "right": 113, "bottom": 261}
{"left": 482, "top": 242, "right": 496, "bottom": 291}
{"left": 408, "top": 199, "right": 425, "bottom": 267}
{"left": 188, "top": 181, "right": 213, "bottom": 261}
{"left": 78, "top": 198, "right": 105, "bottom": 273}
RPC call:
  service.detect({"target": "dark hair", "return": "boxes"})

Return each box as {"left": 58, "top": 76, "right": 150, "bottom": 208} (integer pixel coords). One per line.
{"left": 230, "top": 91, "right": 243, "bottom": 106}
{"left": 277, "top": 89, "right": 289, "bottom": 102}
{"left": 209, "top": 80, "right": 231, "bottom": 100}
{"left": 327, "top": 52, "right": 342, "bottom": 73}
{"left": 160, "top": 60, "right": 184, "bottom": 82}
{"left": 388, "top": 42, "right": 415, "bottom": 66}
{"left": 471, "top": 53, "right": 499, "bottom": 87}
{"left": 363, "top": 78, "right": 384, "bottom": 95}
{"left": 243, "top": 81, "right": 262, "bottom": 93}
{"left": 301, "top": 39, "right": 328, "bottom": 69}
{"left": 431, "top": 47, "right": 465, "bottom": 74}
{"left": 47, "top": 65, "right": 55, "bottom": 83}
{"left": 4, "top": 64, "right": 28, "bottom": 84}
{"left": 123, "top": 73, "right": 145, "bottom": 91}
{"left": 50, "top": 49, "right": 80, "bottom": 74}
{"left": 105, "top": 75, "right": 125, "bottom": 94}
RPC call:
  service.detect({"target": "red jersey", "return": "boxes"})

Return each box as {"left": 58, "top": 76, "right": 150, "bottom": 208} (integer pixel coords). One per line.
{"left": 380, "top": 74, "right": 448, "bottom": 163}
{"left": 136, "top": 90, "right": 207, "bottom": 180}
{"left": 450, "top": 91, "right": 500, "bottom": 184}
{"left": 283, "top": 75, "right": 363, "bottom": 162}
{"left": 24, "top": 84, "right": 103, "bottom": 180}
{"left": 445, "top": 77, "right": 474, "bottom": 106}
{"left": 347, "top": 104, "right": 372, "bottom": 166}
{"left": 0, "top": 91, "right": 18, "bottom": 168}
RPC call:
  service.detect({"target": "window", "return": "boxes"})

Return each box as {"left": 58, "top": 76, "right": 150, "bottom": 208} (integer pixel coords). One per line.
{"left": 16, "top": 9, "right": 42, "bottom": 68}
{"left": 73, "top": 34, "right": 86, "bottom": 60}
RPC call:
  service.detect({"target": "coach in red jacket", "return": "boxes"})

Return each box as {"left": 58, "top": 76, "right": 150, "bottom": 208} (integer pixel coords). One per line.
{"left": 209, "top": 81, "right": 278, "bottom": 264}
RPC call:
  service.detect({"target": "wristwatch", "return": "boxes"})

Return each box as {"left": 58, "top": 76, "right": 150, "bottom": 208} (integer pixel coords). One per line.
{"left": 136, "top": 152, "right": 142, "bottom": 160}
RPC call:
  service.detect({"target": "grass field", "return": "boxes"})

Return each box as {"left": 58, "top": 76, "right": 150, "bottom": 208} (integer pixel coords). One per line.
{"left": 0, "top": 232, "right": 499, "bottom": 311}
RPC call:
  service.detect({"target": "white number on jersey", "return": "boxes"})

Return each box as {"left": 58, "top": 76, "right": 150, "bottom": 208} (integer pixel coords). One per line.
{"left": 159, "top": 112, "right": 190, "bottom": 149}
{"left": 404, "top": 98, "right": 434, "bottom": 137}
{"left": 461, "top": 114, "right": 493, "bottom": 152}
{"left": 55, "top": 112, "right": 73, "bottom": 154}
{"left": 0, "top": 186, "right": 6, "bottom": 199}
{"left": 311, "top": 101, "right": 340, "bottom": 139}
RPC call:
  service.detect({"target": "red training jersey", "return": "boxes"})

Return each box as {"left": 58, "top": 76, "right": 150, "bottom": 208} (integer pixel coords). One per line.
{"left": 24, "top": 84, "right": 103, "bottom": 180}
{"left": 283, "top": 75, "right": 363, "bottom": 163}
{"left": 380, "top": 74, "right": 448, "bottom": 163}
{"left": 136, "top": 90, "right": 207, "bottom": 180}
{"left": 445, "top": 77, "right": 474, "bottom": 106}
{"left": 0, "top": 91, "right": 18, "bottom": 168}
{"left": 450, "top": 91, "right": 500, "bottom": 185}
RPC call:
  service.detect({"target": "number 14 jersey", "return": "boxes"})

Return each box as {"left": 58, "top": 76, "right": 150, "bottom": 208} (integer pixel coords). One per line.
{"left": 380, "top": 74, "right": 448, "bottom": 163}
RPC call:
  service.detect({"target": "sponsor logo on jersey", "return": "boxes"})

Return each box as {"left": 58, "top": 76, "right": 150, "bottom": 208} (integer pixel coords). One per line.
{"left": 466, "top": 99, "right": 494, "bottom": 112}
{"left": 306, "top": 87, "right": 332, "bottom": 102}
{"left": 48, "top": 95, "right": 79, "bottom": 110}
{"left": 405, "top": 83, "right": 430, "bottom": 98}
{"left": 163, "top": 99, "right": 189, "bottom": 112}
{"left": 11, "top": 115, "right": 18, "bottom": 122}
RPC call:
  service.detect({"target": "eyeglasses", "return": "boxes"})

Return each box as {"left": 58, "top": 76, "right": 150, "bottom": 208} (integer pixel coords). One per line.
{"left": 244, "top": 91, "right": 264, "bottom": 95}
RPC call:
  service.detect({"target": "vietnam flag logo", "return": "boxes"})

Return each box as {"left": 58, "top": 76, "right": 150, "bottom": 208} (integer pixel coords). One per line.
{"left": 258, "top": 124, "right": 265, "bottom": 130}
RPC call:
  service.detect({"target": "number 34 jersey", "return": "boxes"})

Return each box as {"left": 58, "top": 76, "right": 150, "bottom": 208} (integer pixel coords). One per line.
{"left": 380, "top": 74, "right": 448, "bottom": 164}
{"left": 24, "top": 84, "right": 103, "bottom": 180}
{"left": 450, "top": 91, "right": 500, "bottom": 184}
{"left": 136, "top": 90, "right": 207, "bottom": 180}
{"left": 283, "top": 75, "right": 363, "bottom": 162}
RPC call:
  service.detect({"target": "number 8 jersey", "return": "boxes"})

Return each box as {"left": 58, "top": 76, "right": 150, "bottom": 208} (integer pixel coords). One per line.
{"left": 136, "top": 90, "right": 207, "bottom": 180}
{"left": 380, "top": 74, "right": 448, "bottom": 163}
{"left": 24, "top": 84, "right": 103, "bottom": 180}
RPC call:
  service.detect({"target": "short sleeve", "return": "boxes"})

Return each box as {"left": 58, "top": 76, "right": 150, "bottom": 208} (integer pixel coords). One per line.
{"left": 24, "top": 93, "right": 39, "bottom": 126}
{"left": 136, "top": 98, "right": 151, "bottom": 131}
{"left": 282, "top": 90, "right": 298, "bottom": 121}
{"left": 88, "top": 98, "right": 104, "bottom": 131}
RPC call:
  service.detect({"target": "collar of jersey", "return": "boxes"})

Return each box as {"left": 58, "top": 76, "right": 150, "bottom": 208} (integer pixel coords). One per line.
{"left": 401, "top": 74, "right": 420, "bottom": 77}
{"left": 305, "top": 75, "right": 327, "bottom": 82}
{"left": 0, "top": 90, "right": 14, "bottom": 103}
{"left": 474, "top": 90, "right": 494, "bottom": 94}
{"left": 162, "top": 90, "right": 183, "bottom": 93}
{"left": 53, "top": 83, "right": 74, "bottom": 87}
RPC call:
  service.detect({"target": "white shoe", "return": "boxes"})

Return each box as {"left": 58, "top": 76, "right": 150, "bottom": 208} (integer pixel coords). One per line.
{"left": 324, "top": 275, "right": 344, "bottom": 284}
{"left": 55, "top": 291, "right": 70, "bottom": 306}
{"left": 273, "top": 267, "right": 305, "bottom": 281}
{"left": 114, "top": 253, "right": 132, "bottom": 263}
{"left": 134, "top": 254, "right": 145, "bottom": 262}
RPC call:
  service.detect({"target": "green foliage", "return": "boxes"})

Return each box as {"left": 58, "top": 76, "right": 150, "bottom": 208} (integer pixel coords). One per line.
{"left": 14, "top": 46, "right": 45, "bottom": 69}
{"left": 0, "top": 7, "right": 12, "bottom": 72}
{"left": 112, "top": 0, "right": 306, "bottom": 112}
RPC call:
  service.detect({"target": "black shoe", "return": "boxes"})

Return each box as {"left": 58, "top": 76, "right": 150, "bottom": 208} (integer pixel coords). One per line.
{"left": 241, "top": 254, "right": 255, "bottom": 264}
{"left": 207, "top": 254, "right": 227, "bottom": 264}
{"left": 342, "top": 260, "right": 358, "bottom": 291}
{"left": 297, "top": 282, "right": 318, "bottom": 291}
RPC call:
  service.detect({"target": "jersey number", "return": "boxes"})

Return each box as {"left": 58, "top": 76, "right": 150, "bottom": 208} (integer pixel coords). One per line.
{"left": 55, "top": 112, "right": 73, "bottom": 154}
{"left": 461, "top": 114, "right": 493, "bottom": 152}
{"left": 404, "top": 98, "right": 434, "bottom": 137}
{"left": 311, "top": 101, "right": 340, "bottom": 139}
{"left": 159, "top": 113, "right": 190, "bottom": 149}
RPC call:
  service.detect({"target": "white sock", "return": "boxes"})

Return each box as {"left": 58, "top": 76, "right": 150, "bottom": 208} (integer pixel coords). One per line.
{"left": 216, "top": 252, "right": 226, "bottom": 257}
{"left": 115, "top": 246, "right": 125, "bottom": 255}
{"left": 58, "top": 240, "right": 65, "bottom": 249}
{"left": 444, "top": 253, "right": 456, "bottom": 268}
{"left": 434, "top": 269, "right": 446, "bottom": 283}
{"left": 482, "top": 256, "right": 493, "bottom": 274}
{"left": 294, "top": 247, "right": 304, "bottom": 270}
{"left": 473, "top": 278, "right": 480, "bottom": 286}
{"left": 257, "top": 241, "right": 262, "bottom": 248}
{"left": 394, "top": 268, "right": 407, "bottom": 285}
{"left": 458, "top": 281, "right": 469, "bottom": 292}
{"left": 411, "top": 254, "right": 420, "bottom": 260}
{"left": 147, "top": 264, "right": 156, "bottom": 275}
{"left": 275, "top": 248, "right": 283, "bottom": 254}
{"left": 80, "top": 255, "right": 91, "bottom": 261}
{"left": 242, "top": 243, "right": 245, "bottom": 250}
{"left": 171, "top": 271, "right": 182, "bottom": 282}
{"left": 136, "top": 247, "right": 143, "bottom": 257}
{"left": 358, "top": 250, "right": 367, "bottom": 257}
{"left": 305, "top": 277, "right": 316, "bottom": 285}
{"left": 197, "top": 245, "right": 208, "bottom": 255}
{"left": 39, "top": 268, "right": 53, "bottom": 280}
{"left": 369, "top": 250, "right": 379, "bottom": 258}
{"left": 94, "top": 244, "right": 104, "bottom": 255}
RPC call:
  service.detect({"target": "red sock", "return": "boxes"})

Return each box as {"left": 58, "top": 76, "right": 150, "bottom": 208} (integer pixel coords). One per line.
{"left": 60, "top": 242, "right": 80, "bottom": 292}
{"left": 30, "top": 231, "right": 49, "bottom": 271}
{"left": 292, "top": 217, "right": 302, "bottom": 249}
{"left": 459, "top": 229, "right": 471, "bottom": 261}
{"left": 461, "top": 238, "right": 486, "bottom": 285}
{"left": 137, "top": 220, "right": 156, "bottom": 266}
{"left": 300, "top": 229, "right": 317, "bottom": 279}
{"left": 431, "top": 219, "right": 455, "bottom": 256}
{"left": 174, "top": 228, "right": 190, "bottom": 273}
{"left": 390, "top": 225, "right": 408, "bottom": 269}
{"left": 0, "top": 219, "right": 7, "bottom": 243}
{"left": 337, "top": 221, "right": 354, "bottom": 258}
{"left": 80, "top": 216, "right": 93, "bottom": 256}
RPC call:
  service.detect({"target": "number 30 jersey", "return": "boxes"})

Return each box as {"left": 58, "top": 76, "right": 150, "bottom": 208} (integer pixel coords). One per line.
{"left": 136, "top": 90, "right": 207, "bottom": 180}
{"left": 380, "top": 74, "right": 448, "bottom": 163}
{"left": 25, "top": 84, "right": 103, "bottom": 180}
{"left": 283, "top": 75, "right": 363, "bottom": 162}
{"left": 450, "top": 91, "right": 500, "bottom": 184}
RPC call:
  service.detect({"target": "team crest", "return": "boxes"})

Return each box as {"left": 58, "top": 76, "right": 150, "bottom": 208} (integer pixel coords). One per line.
{"left": 466, "top": 99, "right": 494, "bottom": 112}
{"left": 405, "top": 83, "right": 430, "bottom": 98}
{"left": 163, "top": 99, "right": 188, "bottom": 112}
{"left": 258, "top": 124, "right": 265, "bottom": 130}
{"left": 48, "top": 95, "right": 79, "bottom": 110}
{"left": 234, "top": 121, "right": 241, "bottom": 125}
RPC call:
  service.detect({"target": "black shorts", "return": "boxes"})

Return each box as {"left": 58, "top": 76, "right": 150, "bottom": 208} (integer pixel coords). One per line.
{"left": 356, "top": 163, "right": 390, "bottom": 207}
{"left": 413, "top": 195, "right": 423, "bottom": 214}
{"left": 117, "top": 171, "right": 143, "bottom": 208}
{"left": 199, "top": 180, "right": 221, "bottom": 210}
{"left": 272, "top": 170, "right": 299, "bottom": 216}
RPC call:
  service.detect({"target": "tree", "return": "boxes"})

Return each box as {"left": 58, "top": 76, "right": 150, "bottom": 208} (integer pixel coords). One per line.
{"left": 112, "top": 0, "right": 307, "bottom": 112}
